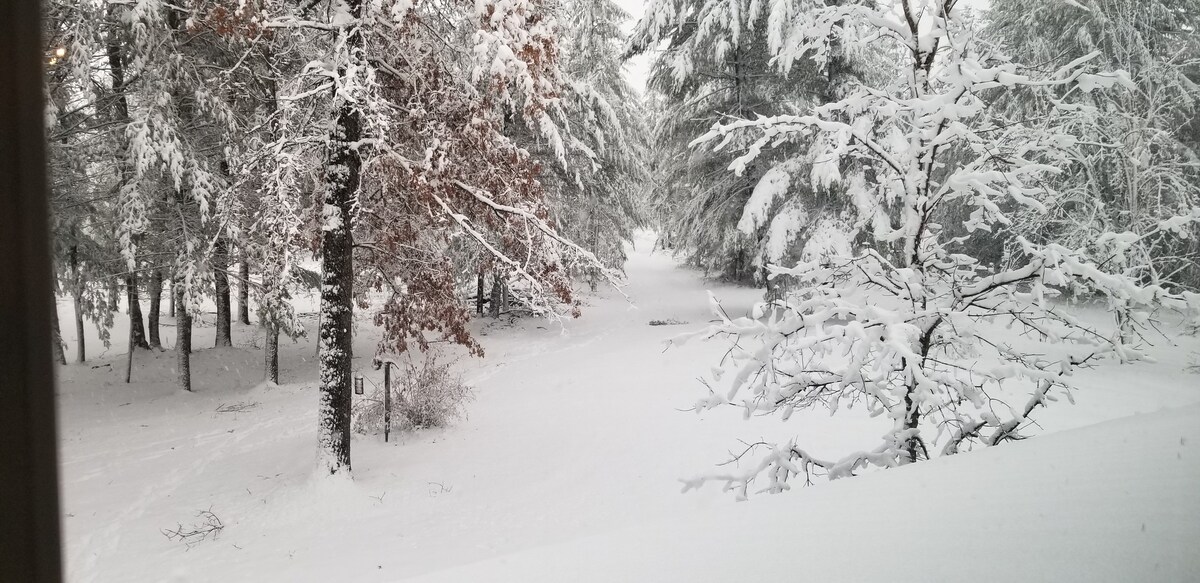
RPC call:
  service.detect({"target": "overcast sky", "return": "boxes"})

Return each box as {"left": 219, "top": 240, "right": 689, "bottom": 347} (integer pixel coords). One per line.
{"left": 615, "top": 0, "right": 652, "bottom": 94}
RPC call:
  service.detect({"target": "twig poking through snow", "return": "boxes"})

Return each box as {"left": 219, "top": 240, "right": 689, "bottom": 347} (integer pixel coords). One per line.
{"left": 162, "top": 508, "right": 225, "bottom": 548}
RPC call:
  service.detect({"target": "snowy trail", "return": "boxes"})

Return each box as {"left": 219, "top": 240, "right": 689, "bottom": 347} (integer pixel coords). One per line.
{"left": 56, "top": 231, "right": 1200, "bottom": 582}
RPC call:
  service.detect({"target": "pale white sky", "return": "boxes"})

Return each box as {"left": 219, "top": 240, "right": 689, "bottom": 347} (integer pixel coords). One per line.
{"left": 615, "top": 0, "right": 652, "bottom": 94}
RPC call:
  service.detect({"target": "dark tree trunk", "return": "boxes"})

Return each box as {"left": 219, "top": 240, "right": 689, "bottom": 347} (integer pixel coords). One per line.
{"left": 500, "top": 279, "right": 508, "bottom": 314}
{"left": 317, "top": 7, "right": 362, "bottom": 473}
{"left": 476, "top": 272, "right": 484, "bottom": 315}
{"left": 237, "top": 253, "right": 250, "bottom": 325}
{"left": 108, "top": 281, "right": 119, "bottom": 312}
{"left": 51, "top": 299, "right": 66, "bottom": 365}
{"left": 175, "top": 283, "right": 191, "bottom": 392}
{"left": 489, "top": 274, "right": 501, "bottom": 318}
{"left": 126, "top": 274, "right": 149, "bottom": 349}
{"left": 264, "top": 325, "right": 279, "bottom": 385}
{"left": 147, "top": 269, "right": 162, "bottom": 349}
{"left": 69, "top": 243, "right": 84, "bottom": 362}
{"left": 168, "top": 277, "right": 175, "bottom": 316}
{"left": 124, "top": 318, "right": 134, "bottom": 383}
{"left": 213, "top": 238, "right": 232, "bottom": 347}
{"left": 262, "top": 271, "right": 280, "bottom": 384}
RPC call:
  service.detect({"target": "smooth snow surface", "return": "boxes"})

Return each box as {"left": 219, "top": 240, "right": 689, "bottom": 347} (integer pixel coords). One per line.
{"left": 58, "top": 231, "right": 1200, "bottom": 582}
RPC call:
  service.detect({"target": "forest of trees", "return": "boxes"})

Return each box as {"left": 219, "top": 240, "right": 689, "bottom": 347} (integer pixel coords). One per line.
{"left": 42, "top": 0, "right": 1200, "bottom": 477}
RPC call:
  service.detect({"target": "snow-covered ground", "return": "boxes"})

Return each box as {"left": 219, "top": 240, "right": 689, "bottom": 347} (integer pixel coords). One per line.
{"left": 57, "top": 231, "right": 1200, "bottom": 582}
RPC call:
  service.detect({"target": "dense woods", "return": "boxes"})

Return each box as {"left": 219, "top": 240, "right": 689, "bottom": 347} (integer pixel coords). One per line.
{"left": 43, "top": 0, "right": 1200, "bottom": 477}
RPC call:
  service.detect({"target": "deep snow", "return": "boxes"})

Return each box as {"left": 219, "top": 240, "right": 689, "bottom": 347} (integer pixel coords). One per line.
{"left": 56, "top": 231, "right": 1200, "bottom": 582}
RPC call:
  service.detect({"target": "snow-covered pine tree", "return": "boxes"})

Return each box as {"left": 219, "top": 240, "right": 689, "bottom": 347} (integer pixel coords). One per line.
{"left": 44, "top": 0, "right": 240, "bottom": 388}
{"left": 629, "top": 0, "right": 874, "bottom": 283}
{"left": 537, "top": 0, "right": 649, "bottom": 279}
{"left": 987, "top": 0, "right": 1200, "bottom": 300}
{"left": 675, "top": 0, "right": 1200, "bottom": 499}
{"left": 43, "top": 6, "right": 122, "bottom": 363}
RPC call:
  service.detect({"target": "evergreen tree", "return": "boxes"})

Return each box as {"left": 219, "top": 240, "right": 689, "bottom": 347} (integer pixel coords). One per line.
{"left": 987, "top": 0, "right": 1200, "bottom": 297}
{"left": 630, "top": 0, "right": 875, "bottom": 282}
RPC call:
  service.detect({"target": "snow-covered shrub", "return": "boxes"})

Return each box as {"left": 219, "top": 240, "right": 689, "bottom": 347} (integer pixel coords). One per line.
{"left": 665, "top": 0, "right": 1200, "bottom": 500}
{"left": 354, "top": 353, "right": 474, "bottom": 434}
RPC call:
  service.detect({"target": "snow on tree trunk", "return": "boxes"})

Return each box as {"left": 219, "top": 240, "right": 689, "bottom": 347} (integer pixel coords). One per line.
{"left": 213, "top": 238, "right": 232, "bottom": 348}
{"left": 147, "top": 269, "right": 162, "bottom": 350}
{"left": 316, "top": 8, "right": 363, "bottom": 472}
{"left": 265, "top": 324, "right": 279, "bottom": 385}
{"left": 175, "top": 282, "right": 191, "bottom": 392}
{"left": 238, "top": 254, "right": 250, "bottom": 325}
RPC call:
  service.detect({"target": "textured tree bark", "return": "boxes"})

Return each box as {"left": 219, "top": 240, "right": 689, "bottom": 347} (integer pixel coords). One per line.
{"left": 213, "top": 238, "right": 232, "bottom": 347}
{"left": 168, "top": 277, "right": 175, "bottom": 316}
{"left": 126, "top": 274, "right": 149, "bottom": 349}
{"left": 264, "top": 324, "right": 279, "bottom": 385}
{"left": 175, "top": 283, "right": 191, "bottom": 392}
{"left": 237, "top": 253, "right": 250, "bottom": 325}
{"left": 147, "top": 269, "right": 162, "bottom": 349}
{"left": 317, "top": 5, "right": 362, "bottom": 473}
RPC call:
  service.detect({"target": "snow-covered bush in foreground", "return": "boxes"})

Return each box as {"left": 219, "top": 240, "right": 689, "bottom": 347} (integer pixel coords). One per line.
{"left": 672, "top": 0, "right": 1200, "bottom": 500}
{"left": 354, "top": 352, "right": 474, "bottom": 434}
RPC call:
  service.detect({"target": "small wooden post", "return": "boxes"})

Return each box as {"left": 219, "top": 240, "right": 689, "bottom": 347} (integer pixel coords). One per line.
{"left": 383, "top": 362, "right": 392, "bottom": 443}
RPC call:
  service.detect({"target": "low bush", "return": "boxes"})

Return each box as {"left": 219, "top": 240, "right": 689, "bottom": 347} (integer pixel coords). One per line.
{"left": 354, "top": 351, "right": 473, "bottom": 434}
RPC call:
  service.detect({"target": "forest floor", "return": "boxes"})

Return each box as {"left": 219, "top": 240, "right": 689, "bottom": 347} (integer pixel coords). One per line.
{"left": 56, "top": 231, "right": 1200, "bottom": 582}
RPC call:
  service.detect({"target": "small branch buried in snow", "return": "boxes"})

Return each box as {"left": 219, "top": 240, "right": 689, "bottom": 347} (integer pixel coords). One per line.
{"left": 215, "top": 401, "right": 260, "bottom": 413}
{"left": 162, "top": 508, "right": 225, "bottom": 549}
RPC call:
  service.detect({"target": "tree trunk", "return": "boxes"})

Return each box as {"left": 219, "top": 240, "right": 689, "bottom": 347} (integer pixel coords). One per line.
{"left": 51, "top": 298, "right": 66, "bottom": 365}
{"left": 476, "top": 272, "right": 484, "bottom": 315}
{"left": 175, "top": 283, "right": 191, "bottom": 392}
{"left": 70, "top": 243, "right": 85, "bottom": 362}
{"left": 317, "top": 12, "right": 363, "bottom": 473}
{"left": 126, "top": 274, "right": 149, "bottom": 349}
{"left": 500, "top": 279, "right": 508, "bottom": 314}
{"left": 108, "top": 281, "right": 119, "bottom": 312}
{"left": 489, "top": 274, "right": 501, "bottom": 318}
{"left": 124, "top": 318, "right": 134, "bottom": 383}
{"left": 72, "top": 292, "right": 85, "bottom": 363}
{"left": 147, "top": 269, "right": 162, "bottom": 349}
{"left": 213, "top": 238, "right": 232, "bottom": 347}
{"left": 237, "top": 253, "right": 251, "bottom": 325}
{"left": 168, "top": 277, "right": 175, "bottom": 316}
{"left": 265, "top": 324, "right": 279, "bottom": 385}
